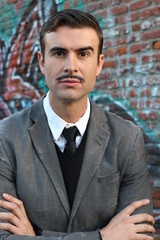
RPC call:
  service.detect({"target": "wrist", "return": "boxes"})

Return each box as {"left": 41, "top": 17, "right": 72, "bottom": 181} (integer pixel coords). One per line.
{"left": 31, "top": 222, "right": 42, "bottom": 236}
{"left": 98, "top": 229, "right": 103, "bottom": 240}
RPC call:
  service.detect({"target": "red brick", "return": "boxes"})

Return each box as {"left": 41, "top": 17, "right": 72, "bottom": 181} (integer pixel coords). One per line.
{"left": 140, "top": 9, "right": 151, "bottom": 19}
{"left": 113, "top": 0, "right": 122, "bottom": 4}
{"left": 94, "top": 10, "right": 108, "bottom": 19}
{"left": 141, "top": 6, "right": 160, "bottom": 19}
{"left": 111, "top": 5, "right": 128, "bottom": 16}
{"left": 140, "top": 88, "right": 150, "bottom": 97}
{"left": 155, "top": 0, "right": 160, "bottom": 4}
{"left": 132, "top": 23, "right": 141, "bottom": 31}
{"left": 142, "top": 55, "right": 151, "bottom": 63}
{"left": 107, "top": 46, "right": 127, "bottom": 57}
{"left": 130, "top": 43, "right": 150, "bottom": 54}
{"left": 103, "top": 0, "right": 112, "bottom": 7}
{"left": 131, "top": 12, "right": 139, "bottom": 21}
{"left": 130, "top": 0, "right": 151, "bottom": 11}
{"left": 129, "top": 57, "right": 137, "bottom": 64}
{"left": 130, "top": 89, "right": 138, "bottom": 97}
{"left": 103, "top": 60, "right": 117, "bottom": 68}
{"left": 86, "top": 2, "right": 103, "bottom": 12}
{"left": 120, "top": 15, "right": 128, "bottom": 24}
{"left": 142, "top": 29, "right": 160, "bottom": 40}
{"left": 153, "top": 41, "right": 160, "bottom": 49}
{"left": 104, "top": 39, "right": 117, "bottom": 48}
{"left": 99, "top": 71, "right": 113, "bottom": 80}
{"left": 108, "top": 48, "right": 114, "bottom": 57}
{"left": 130, "top": 100, "right": 151, "bottom": 109}
{"left": 117, "top": 46, "right": 127, "bottom": 56}
{"left": 9, "top": 59, "right": 19, "bottom": 67}
{"left": 122, "top": 79, "right": 134, "bottom": 87}
{"left": 152, "top": 54, "right": 160, "bottom": 61}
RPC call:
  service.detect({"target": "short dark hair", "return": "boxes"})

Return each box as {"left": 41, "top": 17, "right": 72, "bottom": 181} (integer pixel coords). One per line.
{"left": 40, "top": 9, "right": 103, "bottom": 59}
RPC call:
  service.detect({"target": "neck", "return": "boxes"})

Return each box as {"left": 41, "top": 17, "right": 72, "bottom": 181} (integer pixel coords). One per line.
{"left": 49, "top": 94, "right": 88, "bottom": 123}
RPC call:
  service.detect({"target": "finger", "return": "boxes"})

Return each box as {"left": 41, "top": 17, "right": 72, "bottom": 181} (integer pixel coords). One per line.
{"left": 136, "top": 233, "right": 155, "bottom": 240}
{"left": 131, "top": 213, "right": 155, "bottom": 225}
{"left": 0, "top": 222, "right": 19, "bottom": 234}
{"left": 0, "top": 212, "right": 22, "bottom": 227}
{"left": 135, "top": 224, "right": 155, "bottom": 234}
{"left": 120, "top": 199, "right": 150, "bottom": 216}
{"left": 2, "top": 193, "right": 26, "bottom": 216}
{"left": 0, "top": 199, "right": 25, "bottom": 220}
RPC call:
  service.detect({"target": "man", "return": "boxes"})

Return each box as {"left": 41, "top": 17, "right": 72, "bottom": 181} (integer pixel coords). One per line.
{"left": 0, "top": 9, "right": 155, "bottom": 240}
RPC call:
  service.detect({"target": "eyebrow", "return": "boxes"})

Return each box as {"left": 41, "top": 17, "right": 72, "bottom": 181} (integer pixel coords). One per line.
{"left": 49, "top": 47, "right": 67, "bottom": 54}
{"left": 49, "top": 46, "right": 95, "bottom": 54}
{"left": 77, "top": 46, "right": 95, "bottom": 53}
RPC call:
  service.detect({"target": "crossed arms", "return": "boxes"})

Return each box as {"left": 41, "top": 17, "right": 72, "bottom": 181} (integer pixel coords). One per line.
{"left": 0, "top": 193, "right": 155, "bottom": 240}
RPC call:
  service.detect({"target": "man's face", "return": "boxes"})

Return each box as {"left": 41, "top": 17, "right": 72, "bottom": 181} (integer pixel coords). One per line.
{"left": 38, "top": 26, "right": 104, "bottom": 106}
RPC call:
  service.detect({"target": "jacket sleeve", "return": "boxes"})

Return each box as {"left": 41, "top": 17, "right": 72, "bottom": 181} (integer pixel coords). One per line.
{"left": 115, "top": 126, "right": 153, "bottom": 216}
{"left": 0, "top": 231, "right": 101, "bottom": 240}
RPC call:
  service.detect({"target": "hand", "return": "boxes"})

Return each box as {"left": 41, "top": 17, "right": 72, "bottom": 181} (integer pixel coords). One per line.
{"left": 0, "top": 193, "right": 36, "bottom": 236}
{"left": 100, "top": 199, "right": 155, "bottom": 240}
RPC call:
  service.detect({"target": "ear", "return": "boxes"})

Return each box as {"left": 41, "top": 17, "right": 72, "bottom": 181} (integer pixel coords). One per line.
{"left": 96, "top": 53, "right": 104, "bottom": 77}
{"left": 37, "top": 51, "right": 45, "bottom": 74}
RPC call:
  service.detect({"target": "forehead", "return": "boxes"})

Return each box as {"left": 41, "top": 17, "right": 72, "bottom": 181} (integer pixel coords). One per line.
{"left": 43, "top": 26, "right": 99, "bottom": 50}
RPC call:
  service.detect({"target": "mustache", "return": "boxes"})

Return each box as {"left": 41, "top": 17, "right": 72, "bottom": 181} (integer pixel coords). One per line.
{"left": 56, "top": 74, "right": 85, "bottom": 82}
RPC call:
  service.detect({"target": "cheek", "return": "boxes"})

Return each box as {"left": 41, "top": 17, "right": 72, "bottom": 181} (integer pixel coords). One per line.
{"left": 44, "top": 64, "right": 57, "bottom": 77}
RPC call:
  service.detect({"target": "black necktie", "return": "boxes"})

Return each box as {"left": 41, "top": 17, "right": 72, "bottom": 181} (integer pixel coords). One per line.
{"left": 63, "top": 126, "right": 79, "bottom": 156}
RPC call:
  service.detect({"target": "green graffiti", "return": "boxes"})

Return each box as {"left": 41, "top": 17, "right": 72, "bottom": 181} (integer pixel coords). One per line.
{"left": 89, "top": 90, "right": 160, "bottom": 143}
{"left": 0, "top": 0, "right": 32, "bottom": 42}
{"left": 38, "top": 77, "right": 48, "bottom": 94}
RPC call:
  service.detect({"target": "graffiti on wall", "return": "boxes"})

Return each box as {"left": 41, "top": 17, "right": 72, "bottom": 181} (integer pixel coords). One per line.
{"left": 0, "top": 0, "right": 57, "bottom": 118}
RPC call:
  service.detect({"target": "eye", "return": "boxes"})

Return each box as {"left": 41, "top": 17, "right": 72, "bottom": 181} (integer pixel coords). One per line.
{"left": 79, "top": 51, "right": 89, "bottom": 58}
{"left": 55, "top": 51, "right": 65, "bottom": 57}
{"left": 50, "top": 50, "right": 66, "bottom": 57}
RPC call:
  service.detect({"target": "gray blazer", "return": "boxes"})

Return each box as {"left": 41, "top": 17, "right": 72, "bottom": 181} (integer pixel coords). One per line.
{"left": 0, "top": 98, "right": 152, "bottom": 240}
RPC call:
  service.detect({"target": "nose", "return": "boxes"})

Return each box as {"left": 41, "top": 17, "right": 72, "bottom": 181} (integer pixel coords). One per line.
{"left": 63, "top": 54, "right": 78, "bottom": 73}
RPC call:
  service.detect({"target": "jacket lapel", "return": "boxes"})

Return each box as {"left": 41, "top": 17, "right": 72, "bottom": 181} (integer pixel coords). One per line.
{"left": 68, "top": 102, "right": 111, "bottom": 226}
{"left": 28, "top": 99, "right": 70, "bottom": 217}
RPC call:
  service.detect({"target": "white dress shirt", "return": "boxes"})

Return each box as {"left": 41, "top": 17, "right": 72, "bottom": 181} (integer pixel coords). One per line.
{"left": 43, "top": 92, "right": 90, "bottom": 152}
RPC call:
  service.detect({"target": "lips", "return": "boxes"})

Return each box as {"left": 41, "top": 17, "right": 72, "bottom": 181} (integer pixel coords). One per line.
{"left": 58, "top": 78, "right": 81, "bottom": 87}
{"left": 60, "top": 78, "right": 81, "bottom": 83}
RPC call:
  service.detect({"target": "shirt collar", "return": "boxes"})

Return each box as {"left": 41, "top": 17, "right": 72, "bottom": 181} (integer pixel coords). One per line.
{"left": 43, "top": 92, "right": 90, "bottom": 141}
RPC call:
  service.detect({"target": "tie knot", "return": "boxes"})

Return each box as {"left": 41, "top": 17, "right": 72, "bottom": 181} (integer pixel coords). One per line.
{"left": 63, "top": 126, "right": 79, "bottom": 142}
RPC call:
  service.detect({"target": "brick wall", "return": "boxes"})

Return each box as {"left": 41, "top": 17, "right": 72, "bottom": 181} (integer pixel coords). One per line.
{"left": 0, "top": 0, "right": 160, "bottom": 238}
